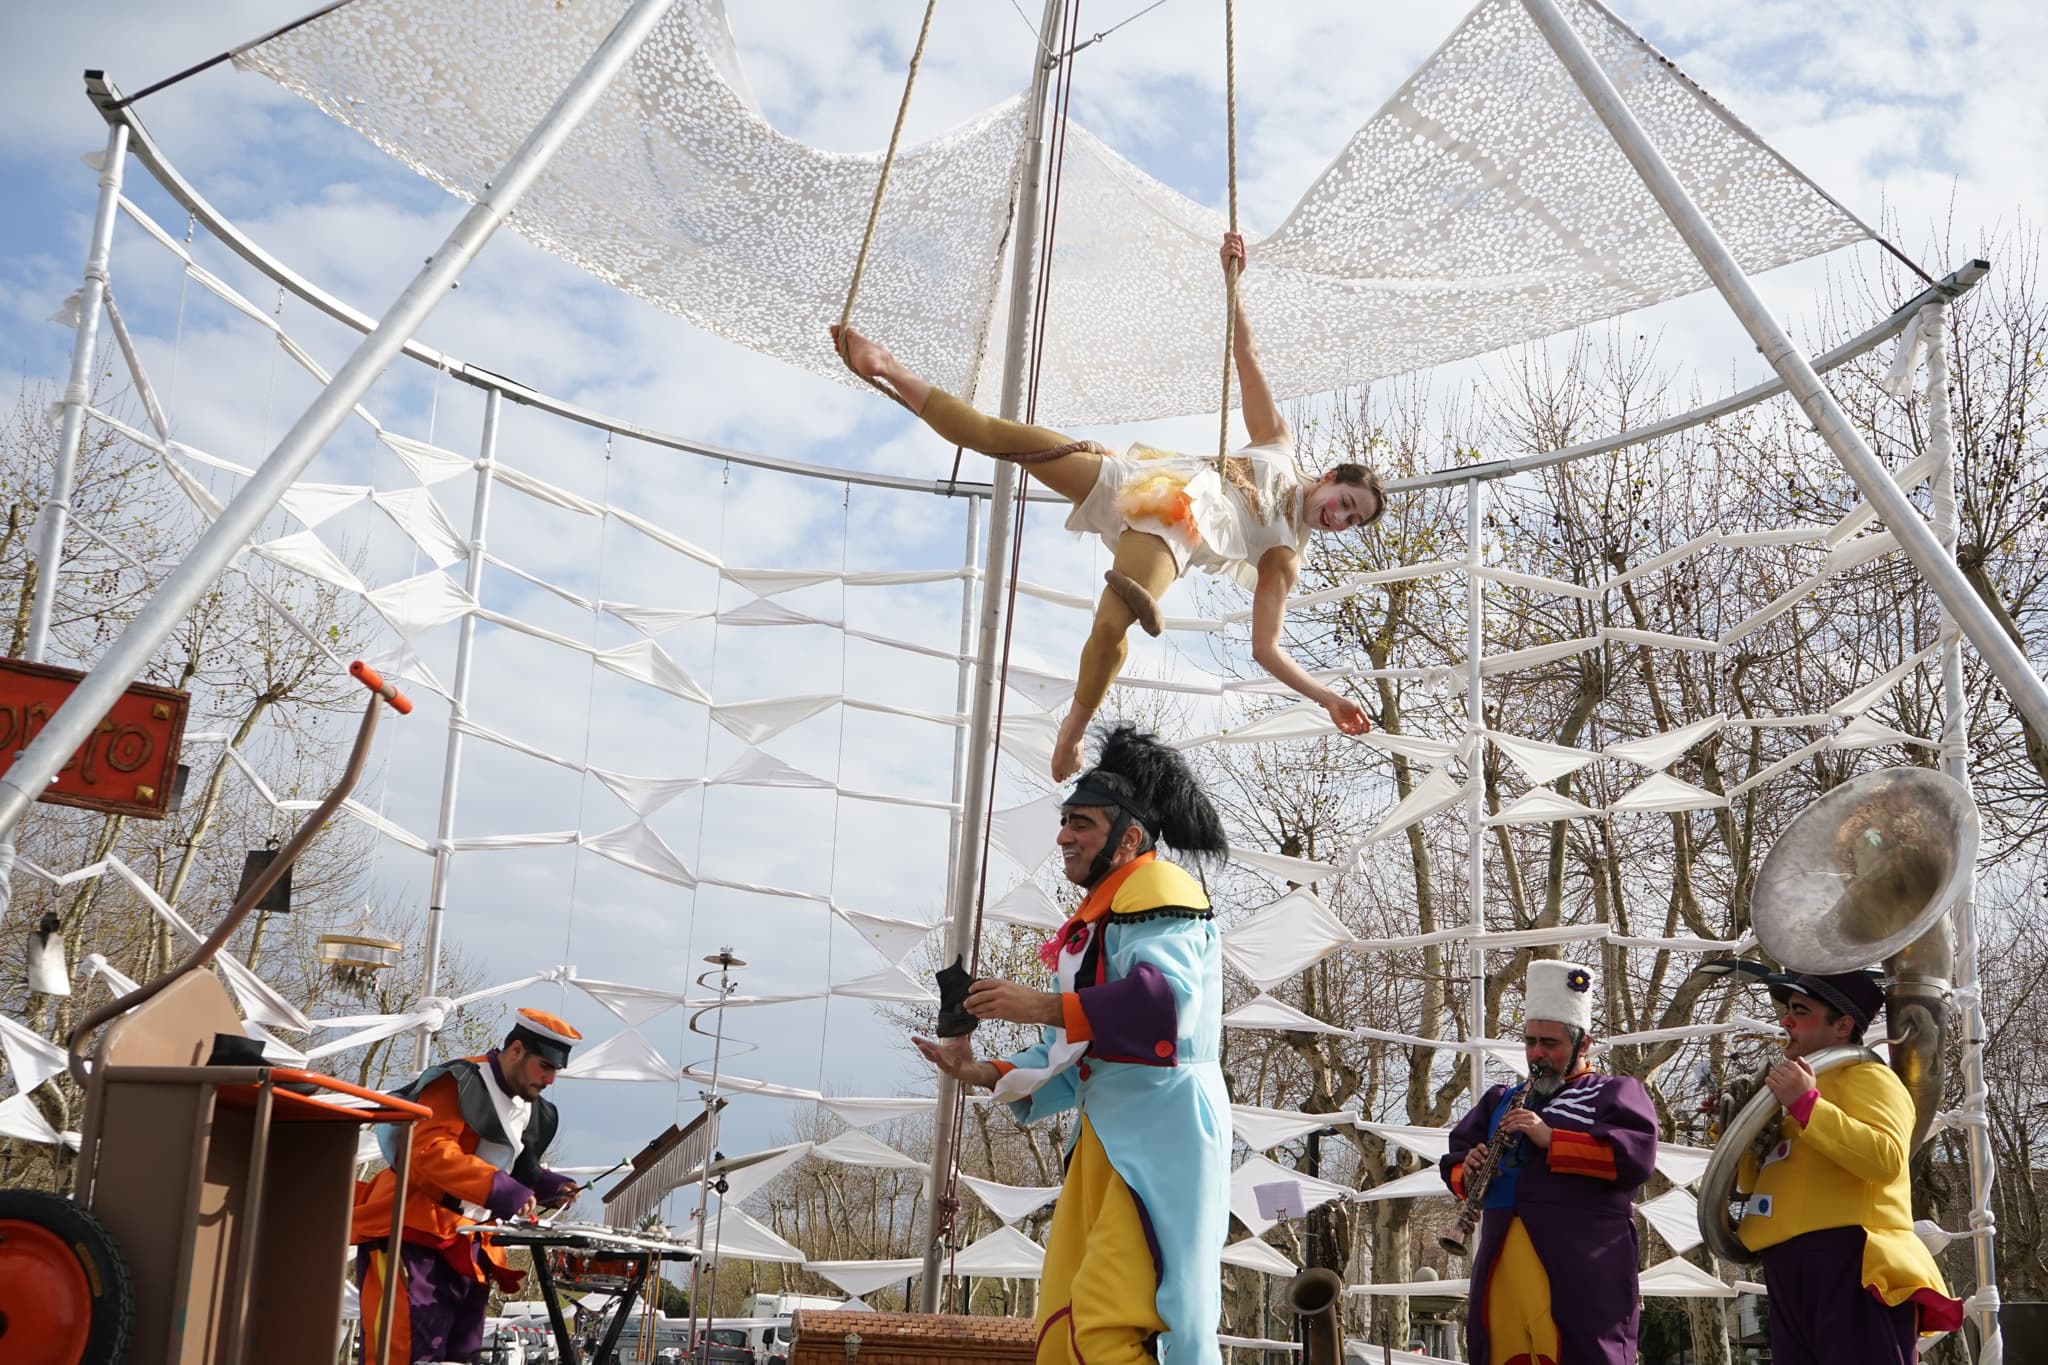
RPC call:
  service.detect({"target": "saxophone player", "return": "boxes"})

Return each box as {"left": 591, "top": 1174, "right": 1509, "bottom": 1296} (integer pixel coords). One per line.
{"left": 1437, "top": 961, "right": 1659, "bottom": 1365}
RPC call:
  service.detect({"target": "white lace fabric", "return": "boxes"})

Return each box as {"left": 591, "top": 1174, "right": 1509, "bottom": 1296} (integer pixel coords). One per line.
{"left": 241, "top": 0, "right": 1865, "bottom": 426}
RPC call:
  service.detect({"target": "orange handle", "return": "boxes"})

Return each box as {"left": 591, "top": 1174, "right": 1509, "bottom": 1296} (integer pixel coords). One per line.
{"left": 349, "top": 660, "right": 414, "bottom": 715}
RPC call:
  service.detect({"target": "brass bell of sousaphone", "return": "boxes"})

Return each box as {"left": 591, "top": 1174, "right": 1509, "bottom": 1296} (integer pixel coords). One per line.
{"left": 1696, "top": 767, "right": 1977, "bottom": 1264}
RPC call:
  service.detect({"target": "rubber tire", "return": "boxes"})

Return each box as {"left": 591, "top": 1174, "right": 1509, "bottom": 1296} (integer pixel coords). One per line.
{"left": 0, "top": 1189, "right": 133, "bottom": 1365}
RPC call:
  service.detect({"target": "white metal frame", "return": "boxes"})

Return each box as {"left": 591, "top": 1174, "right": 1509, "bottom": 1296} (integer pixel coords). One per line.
{"left": 10, "top": 5, "right": 2023, "bottom": 1348}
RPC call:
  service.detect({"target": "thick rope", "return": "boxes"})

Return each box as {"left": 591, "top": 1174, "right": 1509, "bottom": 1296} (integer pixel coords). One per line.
{"left": 1215, "top": 0, "right": 1238, "bottom": 469}
{"left": 836, "top": 0, "right": 940, "bottom": 411}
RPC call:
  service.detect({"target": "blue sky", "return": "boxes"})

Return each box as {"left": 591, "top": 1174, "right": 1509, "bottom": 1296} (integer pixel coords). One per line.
{"left": 4, "top": 0, "right": 2046, "bottom": 1193}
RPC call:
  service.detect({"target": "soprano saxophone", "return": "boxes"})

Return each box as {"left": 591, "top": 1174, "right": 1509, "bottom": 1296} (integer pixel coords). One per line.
{"left": 1439, "top": 1084, "right": 1528, "bottom": 1257}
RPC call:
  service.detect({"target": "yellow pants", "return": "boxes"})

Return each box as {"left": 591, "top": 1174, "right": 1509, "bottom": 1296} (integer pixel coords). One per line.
{"left": 1036, "top": 1118, "right": 1166, "bottom": 1365}
{"left": 1486, "top": 1217, "right": 1561, "bottom": 1365}
{"left": 921, "top": 390, "right": 1177, "bottom": 709}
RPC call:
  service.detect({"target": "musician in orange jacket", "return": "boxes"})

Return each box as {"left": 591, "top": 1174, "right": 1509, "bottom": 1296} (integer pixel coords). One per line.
{"left": 352, "top": 1008, "right": 583, "bottom": 1364}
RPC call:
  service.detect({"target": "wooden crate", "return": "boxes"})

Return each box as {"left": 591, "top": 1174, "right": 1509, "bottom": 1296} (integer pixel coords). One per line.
{"left": 790, "top": 1311, "right": 1037, "bottom": 1365}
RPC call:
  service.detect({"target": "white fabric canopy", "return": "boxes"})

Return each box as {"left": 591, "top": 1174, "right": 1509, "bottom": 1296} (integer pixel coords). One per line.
{"left": 1221, "top": 889, "right": 1357, "bottom": 990}
{"left": 0, "top": 1014, "right": 70, "bottom": 1095}
{"left": 958, "top": 1173, "right": 1062, "bottom": 1226}
{"left": 1604, "top": 714, "right": 1727, "bottom": 770}
{"left": 242, "top": 0, "right": 1865, "bottom": 424}
{"left": 0, "top": 1093, "right": 64, "bottom": 1145}
{"left": 1351, "top": 1167, "right": 1454, "bottom": 1203}
{"left": 699, "top": 1206, "right": 808, "bottom": 1264}
{"left": 1486, "top": 788, "right": 1602, "bottom": 825}
{"left": 812, "top": 1129, "right": 924, "bottom": 1170}
{"left": 1608, "top": 772, "right": 1728, "bottom": 814}
{"left": 1231, "top": 1104, "right": 1343, "bottom": 1152}
{"left": 1230, "top": 1154, "right": 1350, "bottom": 1236}
{"left": 948, "top": 1225, "right": 1047, "bottom": 1278}
{"left": 805, "top": 1259, "right": 923, "bottom": 1298}
{"left": 1220, "top": 1237, "right": 1299, "bottom": 1276}
{"left": 818, "top": 1097, "right": 935, "bottom": 1129}
{"left": 1638, "top": 1187, "right": 1705, "bottom": 1254}
{"left": 1638, "top": 1255, "right": 1739, "bottom": 1298}
{"left": 1222, "top": 993, "right": 1354, "bottom": 1037}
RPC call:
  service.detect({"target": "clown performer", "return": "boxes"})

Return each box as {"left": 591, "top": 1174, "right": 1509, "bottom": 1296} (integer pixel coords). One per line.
{"left": 832, "top": 232, "right": 1387, "bottom": 782}
{"left": 1739, "top": 970, "right": 1963, "bottom": 1363}
{"left": 1438, "top": 961, "right": 1659, "bottom": 1365}
{"left": 352, "top": 1007, "right": 584, "bottom": 1364}
{"left": 913, "top": 725, "right": 1231, "bottom": 1365}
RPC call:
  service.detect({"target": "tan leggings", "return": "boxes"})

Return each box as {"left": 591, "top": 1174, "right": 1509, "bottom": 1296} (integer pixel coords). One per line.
{"left": 922, "top": 390, "right": 1178, "bottom": 709}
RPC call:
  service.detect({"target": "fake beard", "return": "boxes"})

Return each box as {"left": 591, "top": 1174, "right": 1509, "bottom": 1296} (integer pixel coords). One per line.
{"left": 1526, "top": 1059, "right": 1568, "bottom": 1101}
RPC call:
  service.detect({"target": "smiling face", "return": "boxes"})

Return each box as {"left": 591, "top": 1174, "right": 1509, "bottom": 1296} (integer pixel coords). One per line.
{"left": 1056, "top": 804, "right": 1143, "bottom": 886}
{"left": 1778, "top": 991, "right": 1858, "bottom": 1060}
{"left": 1303, "top": 471, "right": 1382, "bottom": 533}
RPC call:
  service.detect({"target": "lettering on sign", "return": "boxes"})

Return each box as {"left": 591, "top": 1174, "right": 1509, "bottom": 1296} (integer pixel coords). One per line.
{"left": 0, "top": 658, "right": 190, "bottom": 820}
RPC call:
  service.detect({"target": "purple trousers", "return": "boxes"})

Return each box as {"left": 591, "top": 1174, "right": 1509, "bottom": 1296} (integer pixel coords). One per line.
{"left": 1760, "top": 1226, "right": 1917, "bottom": 1365}
{"left": 354, "top": 1243, "right": 491, "bottom": 1364}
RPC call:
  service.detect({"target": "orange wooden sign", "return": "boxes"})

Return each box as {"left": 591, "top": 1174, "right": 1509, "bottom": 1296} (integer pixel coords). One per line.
{"left": 0, "top": 658, "right": 190, "bottom": 820}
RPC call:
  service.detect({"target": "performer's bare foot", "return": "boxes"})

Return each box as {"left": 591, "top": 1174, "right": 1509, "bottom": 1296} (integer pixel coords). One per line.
{"left": 1053, "top": 706, "right": 1092, "bottom": 781}
{"left": 829, "top": 324, "right": 929, "bottom": 414}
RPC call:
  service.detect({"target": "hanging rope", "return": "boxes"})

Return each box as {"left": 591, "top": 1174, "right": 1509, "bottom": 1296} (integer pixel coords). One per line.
{"left": 938, "top": 0, "right": 1087, "bottom": 1276}
{"left": 836, "top": 0, "right": 941, "bottom": 411}
{"left": 1214, "top": 0, "right": 1239, "bottom": 469}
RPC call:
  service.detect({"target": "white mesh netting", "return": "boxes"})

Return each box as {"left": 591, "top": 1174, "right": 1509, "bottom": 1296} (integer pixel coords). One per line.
{"left": 236, "top": 0, "right": 1868, "bottom": 426}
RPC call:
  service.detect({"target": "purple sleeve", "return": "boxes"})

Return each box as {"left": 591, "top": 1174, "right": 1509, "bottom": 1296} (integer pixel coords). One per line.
{"left": 534, "top": 1167, "right": 578, "bottom": 1207}
{"left": 485, "top": 1170, "right": 536, "bottom": 1218}
{"left": 1589, "top": 1076, "right": 1661, "bottom": 1191}
{"left": 1439, "top": 1085, "right": 1506, "bottom": 1190}
{"left": 1074, "top": 962, "right": 1180, "bottom": 1066}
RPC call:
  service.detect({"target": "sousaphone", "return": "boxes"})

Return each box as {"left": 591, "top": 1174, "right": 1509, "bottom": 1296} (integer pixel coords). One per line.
{"left": 1697, "top": 767, "right": 1977, "bottom": 1263}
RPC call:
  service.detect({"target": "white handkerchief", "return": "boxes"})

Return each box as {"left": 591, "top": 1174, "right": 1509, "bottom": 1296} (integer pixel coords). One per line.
{"left": 992, "top": 1037, "right": 1088, "bottom": 1103}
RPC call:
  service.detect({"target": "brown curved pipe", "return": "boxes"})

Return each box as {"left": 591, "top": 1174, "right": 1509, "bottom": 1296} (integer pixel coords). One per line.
{"left": 65, "top": 669, "right": 405, "bottom": 1083}
{"left": 1286, "top": 1266, "right": 1346, "bottom": 1365}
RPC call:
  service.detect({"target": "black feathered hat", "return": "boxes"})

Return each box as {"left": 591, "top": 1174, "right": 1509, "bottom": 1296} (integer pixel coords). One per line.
{"left": 1064, "top": 723, "right": 1226, "bottom": 885}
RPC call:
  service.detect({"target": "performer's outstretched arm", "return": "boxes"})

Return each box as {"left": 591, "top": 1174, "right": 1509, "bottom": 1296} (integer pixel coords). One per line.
{"left": 1224, "top": 233, "right": 1289, "bottom": 449}
{"left": 1251, "top": 546, "right": 1369, "bottom": 734}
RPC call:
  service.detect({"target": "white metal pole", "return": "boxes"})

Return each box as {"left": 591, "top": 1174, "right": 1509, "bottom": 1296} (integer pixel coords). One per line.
{"left": 919, "top": 0, "right": 1066, "bottom": 1308}
{"left": 1927, "top": 302, "right": 2003, "bottom": 1364}
{"left": 413, "top": 388, "right": 500, "bottom": 1069}
{"left": 1517, "top": 0, "right": 2048, "bottom": 743}
{"left": 0, "top": 122, "right": 129, "bottom": 923}
{"left": 940, "top": 500, "right": 985, "bottom": 904}
{"left": 1463, "top": 478, "right": 1486, "bottom": 1101}
{"left": 0, "top": 0, "right": 684, "bottom": 844}
{"left": 690, "top": 951, "right": 735, "bottom": 1362}
{"left": 29, "top": 121, "right": 128, "bottom": 664}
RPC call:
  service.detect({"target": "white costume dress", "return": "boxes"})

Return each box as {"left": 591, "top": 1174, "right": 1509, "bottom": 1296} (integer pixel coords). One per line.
{"left": 1066, "top": 440, "right": 1309, "bottom": 588}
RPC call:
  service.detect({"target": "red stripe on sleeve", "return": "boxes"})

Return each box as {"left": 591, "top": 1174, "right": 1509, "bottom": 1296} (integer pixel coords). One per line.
{"left": 1547, "top": 1129, "right": 1619, "bottom": 1180}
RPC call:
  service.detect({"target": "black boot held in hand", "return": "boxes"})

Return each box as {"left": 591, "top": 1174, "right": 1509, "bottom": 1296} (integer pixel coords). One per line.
{"left": 934, "top": 956, "right": 979, "bottom": 1037}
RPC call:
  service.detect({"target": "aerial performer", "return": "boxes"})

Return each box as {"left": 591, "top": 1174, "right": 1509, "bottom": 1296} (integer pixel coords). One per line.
{"left": 914, "top": 724, "right": 1231, "bottom": 1365}
{"left": 1438, "top": 961, "right": 1660, "bottom": 1365}
{"left": 1738, "top": 971, "right": 1962, "bottom": 1363}
{"left": 833, "top": 232, "right": 1388, "bottom": 780}
{"left": 353, "top": 1007, "right": 585, "bottom": 1364}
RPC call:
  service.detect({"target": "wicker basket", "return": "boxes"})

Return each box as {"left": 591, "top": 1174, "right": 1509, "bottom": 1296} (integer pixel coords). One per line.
{"left": 789, "top": 1311, "right": 1037, "bottom": 1365}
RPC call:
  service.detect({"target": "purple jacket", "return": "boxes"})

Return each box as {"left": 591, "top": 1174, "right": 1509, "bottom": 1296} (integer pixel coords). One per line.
{"left": 1439, "top": 1072, "right": 1659, "bottom": 1365}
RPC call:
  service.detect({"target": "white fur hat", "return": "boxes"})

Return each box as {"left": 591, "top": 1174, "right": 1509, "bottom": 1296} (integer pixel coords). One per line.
{"left": 1524, "top": 959, "right": 1595, "bottom": 1033}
